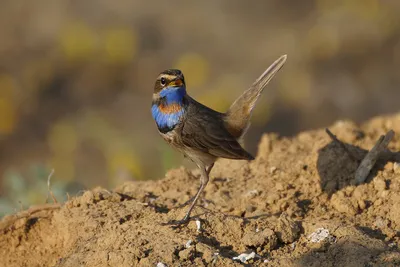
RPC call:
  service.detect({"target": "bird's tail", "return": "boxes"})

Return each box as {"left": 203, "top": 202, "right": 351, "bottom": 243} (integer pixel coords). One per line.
{"left": 224, "top": 55, "right": 287, "bottom": 139}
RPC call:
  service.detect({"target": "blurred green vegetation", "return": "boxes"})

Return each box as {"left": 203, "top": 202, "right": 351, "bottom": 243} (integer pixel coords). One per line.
{"left": 0, "top": 0, "right": 400, "bottom": 216}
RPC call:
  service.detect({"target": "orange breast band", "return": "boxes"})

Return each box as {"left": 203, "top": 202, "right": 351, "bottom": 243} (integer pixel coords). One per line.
{"left": 159, "top": 103, "right": 183, "bottom": 114}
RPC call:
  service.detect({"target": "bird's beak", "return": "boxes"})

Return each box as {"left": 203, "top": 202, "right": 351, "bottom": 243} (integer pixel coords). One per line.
{"left": 168, "top": 78, "right": 183, "bottom": 87}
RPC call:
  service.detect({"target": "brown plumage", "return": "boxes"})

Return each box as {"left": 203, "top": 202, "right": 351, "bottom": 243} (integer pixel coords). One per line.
{"left": 151, "top": 55, "right": 287, "bottom": 225}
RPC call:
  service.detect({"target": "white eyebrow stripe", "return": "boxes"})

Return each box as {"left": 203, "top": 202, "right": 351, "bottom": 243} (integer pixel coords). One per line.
{"left": 158, "top": 74, "right": 178, "bottom": 81}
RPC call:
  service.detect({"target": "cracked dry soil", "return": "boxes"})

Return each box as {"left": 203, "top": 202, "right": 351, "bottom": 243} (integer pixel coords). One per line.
{"left": 1, "top": 114, "right": 400, "bottom": 267}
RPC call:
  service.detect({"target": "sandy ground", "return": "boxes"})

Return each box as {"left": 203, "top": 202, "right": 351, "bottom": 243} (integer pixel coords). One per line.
{"left": 1, "top": 114, "right": 400, "bottom": 267}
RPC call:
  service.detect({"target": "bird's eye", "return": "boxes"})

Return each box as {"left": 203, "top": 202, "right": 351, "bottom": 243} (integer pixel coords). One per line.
{"left": 160, "top": 77, "right": 167, "bottom": 86}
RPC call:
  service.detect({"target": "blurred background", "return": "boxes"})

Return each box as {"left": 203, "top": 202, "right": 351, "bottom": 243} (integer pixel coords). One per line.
{"left": 1, "top": 0, "right": 400, "bottom": 216}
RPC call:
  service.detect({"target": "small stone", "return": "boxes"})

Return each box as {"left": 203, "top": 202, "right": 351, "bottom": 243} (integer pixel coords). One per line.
{"left": 195, "top": 219, "right": 201, "bottom": 232}
{"left": 232, "top": 252, "right": 256, "bottom": 263}
{"left": 276, "top": 212, "right": 300, "bottom": 243}
{"left": 270, "top": 167, "right": 277, "bottom": 174}
{"left": 242, "top": 228, "right": 278, "bottom": 251}
{"left": 185, "top": 240, "right": 192, "bottom": 248}
{"left": 308, "top": 228, "right": 335, "bottom": 243}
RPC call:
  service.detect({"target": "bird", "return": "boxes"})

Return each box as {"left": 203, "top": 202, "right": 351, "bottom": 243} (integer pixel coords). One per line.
{"left": 151, "top": 55, "right": 287, "bottom": 225}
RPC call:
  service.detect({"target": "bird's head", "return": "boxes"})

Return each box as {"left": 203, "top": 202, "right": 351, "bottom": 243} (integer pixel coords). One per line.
{"left": 154, "top": 69, "right": 186, "bottom": 94}
{"left": 152, "top": 69, "right": 187, "bottom": 105}
{"left": 151, "top": 69, "right": 187, "bottom": 132}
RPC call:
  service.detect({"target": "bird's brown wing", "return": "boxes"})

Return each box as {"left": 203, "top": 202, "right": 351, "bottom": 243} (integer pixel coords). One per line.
{"left": 180, "top": 98, "right": 254, "bottom": 160}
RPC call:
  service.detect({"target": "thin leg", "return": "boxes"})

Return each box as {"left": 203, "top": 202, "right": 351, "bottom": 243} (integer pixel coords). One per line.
{"left": 206, "top": 163, "right": 214, "bottom": 176}
{"left": 177, "top": 163, "right": 215, "bottom": 209}
{"left": 163, "top": 163, "right": 214, "bottom": 226}
{"left": 181, "top": 166, "right": 210, "bottom": 222}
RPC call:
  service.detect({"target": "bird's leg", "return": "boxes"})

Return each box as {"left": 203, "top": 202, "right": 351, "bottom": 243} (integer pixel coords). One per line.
{"left": 181, "top": 166, "right": 209, "bottom": 223}
{"left": 176, "top": 163, "right": 214, "bottom": 224}
{"left": 206, "top": 163, "right": 214, "bottom": 176}
{"left": 176, "top": 163, "right": 215, "bottom": 209}
{"left": 164, "top": 164, "right": 214, "bottom": 226}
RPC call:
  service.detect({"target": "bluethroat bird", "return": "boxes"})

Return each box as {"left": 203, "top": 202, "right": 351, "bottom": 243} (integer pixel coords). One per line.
{"left": 151, "top": 55, "right": 287, "bottom": 225}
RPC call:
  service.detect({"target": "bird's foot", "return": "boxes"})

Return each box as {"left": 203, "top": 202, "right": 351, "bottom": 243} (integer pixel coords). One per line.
{"left": 161, "top": 215, "right": 191, "bottom": 228}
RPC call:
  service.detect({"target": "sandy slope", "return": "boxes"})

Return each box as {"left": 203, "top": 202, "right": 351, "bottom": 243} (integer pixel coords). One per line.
{"left": 1, "top": 114, "right": 400, "bottom": 267}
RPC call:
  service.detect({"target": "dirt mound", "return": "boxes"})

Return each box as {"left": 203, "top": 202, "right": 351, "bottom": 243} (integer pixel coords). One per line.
{"left": 1, "top": 114, "right": 400, "bottom": 267}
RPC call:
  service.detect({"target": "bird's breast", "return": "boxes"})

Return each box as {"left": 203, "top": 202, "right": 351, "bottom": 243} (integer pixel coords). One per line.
{"left": 158, "top": 103, "right": 183, "bottom": 114}
{"left": 151, "top": 103, "right": 185, "bottom": 133}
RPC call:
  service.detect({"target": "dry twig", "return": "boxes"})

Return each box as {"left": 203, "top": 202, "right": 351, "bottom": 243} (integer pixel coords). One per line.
{"left": 355, "top": 130, "right": 395, "bottom": 184}
{"left": 46, "top": 169, "right": 58, "bottom": 204}
{"left": 325, "top": 128, "right": 396, "bottom": 185}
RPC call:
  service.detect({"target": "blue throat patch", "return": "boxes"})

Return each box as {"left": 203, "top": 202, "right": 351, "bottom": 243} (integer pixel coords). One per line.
{"left": 152, "top": 86, "right": 186, "bottom": 133}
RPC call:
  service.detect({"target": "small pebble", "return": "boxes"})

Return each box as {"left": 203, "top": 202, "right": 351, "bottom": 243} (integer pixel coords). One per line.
{"left": 276, "top": 212, "right": 300, "bottom": 243}
{"left": 195, "top": 219, "right": 201, "bottom": 232}
{"left": 233, "top": 252, "right": 256, "bottom": 263}
{"left": 308, "top": 228, "right": 335, "bottom": 243}
{"left": 185, "top": 240, "right": 192, "bottom": 248}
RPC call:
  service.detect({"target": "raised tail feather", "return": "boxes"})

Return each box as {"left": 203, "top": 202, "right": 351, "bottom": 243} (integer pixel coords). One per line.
{"left": 224, "top": 55, "right": 287, "bottom": 139}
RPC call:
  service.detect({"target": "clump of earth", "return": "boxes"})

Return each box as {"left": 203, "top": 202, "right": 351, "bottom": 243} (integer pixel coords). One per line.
{"left": 1, "top": 114, "right": 400, "bottom": 267}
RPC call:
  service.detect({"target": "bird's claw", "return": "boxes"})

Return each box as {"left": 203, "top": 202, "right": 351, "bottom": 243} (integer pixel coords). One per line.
{"left": 161, "top": 215, "right": 191, "bottom": 228}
